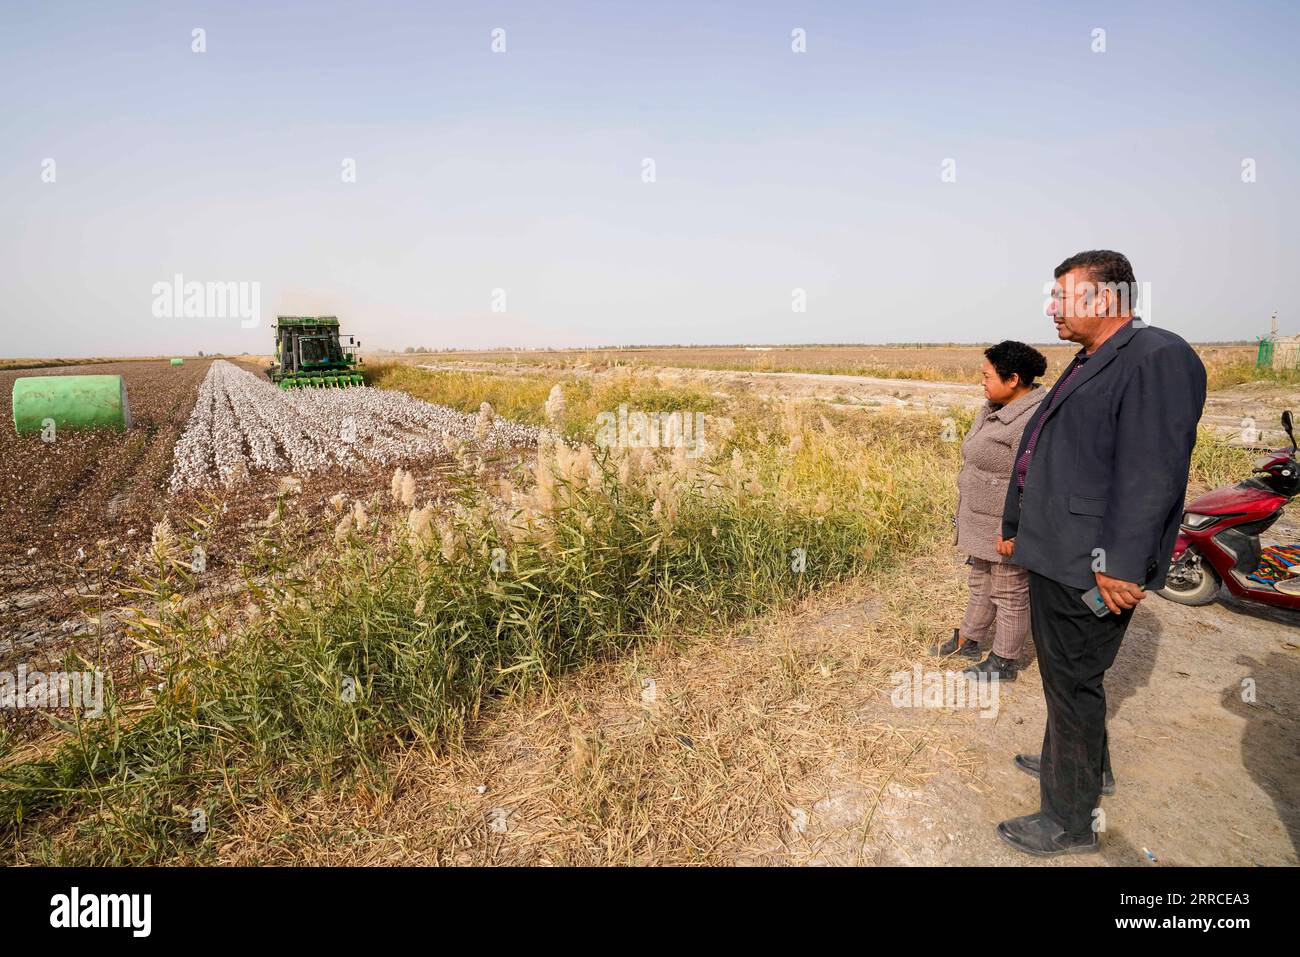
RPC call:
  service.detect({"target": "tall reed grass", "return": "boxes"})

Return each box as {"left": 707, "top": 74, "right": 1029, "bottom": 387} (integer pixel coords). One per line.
{"left": 4, "top": 362, "right": 1244, "bottom": 863}
{"left": 0, "top": 377, "right": 959, "bottom": 863}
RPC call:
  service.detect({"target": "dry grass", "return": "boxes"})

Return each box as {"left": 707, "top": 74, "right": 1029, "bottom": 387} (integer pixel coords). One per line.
{"left": 204, "top": 535, "right": 977, "bottom": 866}
{"left": 1203, "top": 355, "right": 1300, "bottom": 392}
{"left": 0, "top": 366, "right": 962, "bottom": 863}
{"left": 390, "top": 343, "right": 1256, "bottom": 386}
{"left": 4, "top": 357, "right": 1246, "bottom": 866}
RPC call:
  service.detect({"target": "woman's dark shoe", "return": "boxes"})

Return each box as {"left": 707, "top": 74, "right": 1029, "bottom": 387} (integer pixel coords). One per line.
{"left": 1014, "top": 753, "right": 1116, "bottom": 796}
{"left": 930, "top": 628, "right": 981, "bottom": 658}
{"left": 963, "top": 651, "right": 1018, "bottom": 681}
{"left": 996, "top": 812, "right": 1099, "bottom": 857}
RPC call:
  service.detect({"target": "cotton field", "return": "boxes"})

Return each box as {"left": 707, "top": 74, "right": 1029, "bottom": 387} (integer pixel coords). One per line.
{"left": 168, "top": 361, "right": 542, "bottom": 492}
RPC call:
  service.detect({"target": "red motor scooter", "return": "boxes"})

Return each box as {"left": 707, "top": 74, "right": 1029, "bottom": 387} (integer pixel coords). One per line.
{"left": 1158, "top": 411, "right": 1300, "bottom": 609}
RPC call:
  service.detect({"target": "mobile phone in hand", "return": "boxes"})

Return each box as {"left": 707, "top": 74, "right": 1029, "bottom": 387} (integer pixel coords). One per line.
{"left": 1081, "top": 585, "right": 1114, "bottom": 617}
{"left": 1081, "top": 562, "right": 1159, "bottom": 617}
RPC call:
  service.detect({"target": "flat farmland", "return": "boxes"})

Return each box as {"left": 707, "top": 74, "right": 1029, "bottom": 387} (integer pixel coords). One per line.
{"left": 0, "top": 358, "right": 234, "bottom": 564}
{"left": 2, "top": 341, "right": 1292, "bottom": 868}
{"left": 390, "top": 343, "right": 1255, "bottom": 383}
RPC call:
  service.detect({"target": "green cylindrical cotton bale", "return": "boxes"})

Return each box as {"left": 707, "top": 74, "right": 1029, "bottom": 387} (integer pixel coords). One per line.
{"left": 170, "top": 358, "right": 184, "bottom": 366}
{"left": 12, "top": 375, "right": 132, "bottom": 434}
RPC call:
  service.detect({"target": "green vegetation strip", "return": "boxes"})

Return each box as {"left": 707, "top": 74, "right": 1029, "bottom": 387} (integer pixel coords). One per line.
{"left": 0, "top": 366, "right": 1249, "bottom": 862}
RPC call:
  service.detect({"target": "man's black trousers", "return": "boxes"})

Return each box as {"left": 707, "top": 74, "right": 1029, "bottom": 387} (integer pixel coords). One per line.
{"left": 1028, "top": 570, "right": 1136, "bottom": 838}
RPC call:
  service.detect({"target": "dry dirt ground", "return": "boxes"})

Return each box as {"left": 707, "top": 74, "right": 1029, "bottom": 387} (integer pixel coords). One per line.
{"left": 1, "top": 359, "right": 237, "bottom": 691}
{"left": 416, "top": 358, "right": 990, "bottom": 413}
{"left": 396, "top": 344, "right": 1252, "bottom": 382}
{"left": 1203, "top": 379, "right": 1300, "bottom": 446}
{"left": 804, "top": 556, "right": 1300, "bottom": 866}
{"left": 417, "top": 358, "right": 1292, "bottom": 446}
{"left": 213, "top": 529, "right": 1299, "bottom": 866}
{"left": 0, "top": 359, "right": 530, "bottom": 743}
{"left": 5, "top": 355, "right": 1295, "bottom": 865}
{"left": 206, "top": 369, "right": 1298, "bottom": 866}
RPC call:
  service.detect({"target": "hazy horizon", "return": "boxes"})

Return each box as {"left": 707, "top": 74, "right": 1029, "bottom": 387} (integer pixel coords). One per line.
{"left": 3, "top": 1, "right": 1297, "bottom": 357}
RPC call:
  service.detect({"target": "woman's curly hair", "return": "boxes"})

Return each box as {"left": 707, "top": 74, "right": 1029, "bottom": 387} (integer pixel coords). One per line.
{"left": 984, "top": 340, "right": 1048, "bottom": 386}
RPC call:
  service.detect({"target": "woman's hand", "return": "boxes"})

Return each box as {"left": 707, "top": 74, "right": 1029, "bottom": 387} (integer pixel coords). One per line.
{"left": 995, "top": 536, "right": 1015, "bottom": 557}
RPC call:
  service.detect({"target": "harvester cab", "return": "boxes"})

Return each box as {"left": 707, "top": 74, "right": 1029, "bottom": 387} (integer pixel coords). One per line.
{"left": 269, "top": 316, "right": 365, "bottom": 388}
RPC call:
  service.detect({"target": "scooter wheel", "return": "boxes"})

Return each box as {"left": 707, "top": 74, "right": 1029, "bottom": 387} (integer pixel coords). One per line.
{"left": 1156, "top": 550, "right": 1221, "bottom": 606}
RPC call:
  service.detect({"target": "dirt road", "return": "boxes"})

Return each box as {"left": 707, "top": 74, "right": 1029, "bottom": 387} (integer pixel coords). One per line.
{"left": 800, "top": 576, "right": 1300, "bottom": 866}
{"left": 206, "top": 527, "right": 1299, "bottom": 867}
{"left": 419, "top": 360, "right": 1298, "bottom": 446}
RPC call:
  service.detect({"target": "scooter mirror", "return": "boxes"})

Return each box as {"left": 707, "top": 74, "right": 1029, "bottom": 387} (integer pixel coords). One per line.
{"left": 1284, "top": 410, "right": 1296, "bottom": 452}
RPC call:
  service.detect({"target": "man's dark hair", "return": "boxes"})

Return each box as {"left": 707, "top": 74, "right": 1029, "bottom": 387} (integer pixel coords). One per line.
{"left": 1054, "top": 250, "right": 1138, "bottom": 316}
{"left": 985, "top": 340, "right": 1048, "bottom": 386}
{"left": 1054, "top": 249, "right": 1136, "bottom": 287}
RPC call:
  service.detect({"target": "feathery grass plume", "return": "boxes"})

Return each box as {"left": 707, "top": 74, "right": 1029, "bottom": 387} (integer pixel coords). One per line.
{"left": 533, "top": 444, "right": 557, "bottom": 514}
{"left": 788, "top": 434, "right": 804, "bottom": 455}
{"left": 327, "top": 492, "right": 347, "bottom": 514}
{"left": 149, "top": 518, "right": 179, "bottom": 565}
{"left": 710, "top": 415, "right": 736, "bottom": 445}
{"left": 437, "top": 519, "right": 459, "bottom": 562}
{"left": 671, "top": 443, "right": 689, "bottom": 473}
{"left": 352, "top": 501, "right": 369, "bottom": 534}
{"left": 781, "top": 401, "right": 803, "bottom": 439}
{"left": 476, "top": 401, "right": 496, "bottom": 442}
{"left": 544, "top": 383, "right": 566, "bottom": 425}
{"left": 572, "top": 445, "right": 598, "bottom": 490}
{"left": 407, "top": 503, "right": 435, "bottom": 546}
{"left": 390, "top": 468, "right": 416, "bottom": 504}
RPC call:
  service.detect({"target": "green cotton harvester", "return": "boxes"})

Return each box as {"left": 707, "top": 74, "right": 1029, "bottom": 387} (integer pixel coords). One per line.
{"left": 268, "top": 316, "right": 364, "bottom": 388}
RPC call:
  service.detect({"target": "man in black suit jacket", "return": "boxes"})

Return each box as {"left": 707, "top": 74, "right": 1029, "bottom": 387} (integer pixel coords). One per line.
{"left": 995, "top": 250, "right": 1207, "bottom": 856}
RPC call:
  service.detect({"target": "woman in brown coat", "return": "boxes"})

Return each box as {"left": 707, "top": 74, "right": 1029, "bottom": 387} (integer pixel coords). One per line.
{"left": 930, "top": 341, "right": 1048, "bottom": 680}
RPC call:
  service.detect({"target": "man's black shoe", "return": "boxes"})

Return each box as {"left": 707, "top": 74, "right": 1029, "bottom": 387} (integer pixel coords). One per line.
{"left": 964, "top": 651, "right": 1018, "bottom": 681}
{"left": 1014, "top": 752, "right": 1116, "bottom": 796}
{"left": 930, "top": 628, "right": 981, "bottom": 658}
{"left": 996, "top": 812, "right": 1099, "bottom": 857}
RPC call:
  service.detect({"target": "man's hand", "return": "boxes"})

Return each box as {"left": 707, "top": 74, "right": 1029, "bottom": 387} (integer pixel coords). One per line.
{"left": 1094, "top": 571, "right": 1145, "bottom": 615}
{"left": 996, "top": 536, "right": 1015, "bottom": 558}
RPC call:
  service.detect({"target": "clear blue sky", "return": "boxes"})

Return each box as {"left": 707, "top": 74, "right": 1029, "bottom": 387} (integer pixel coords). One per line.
{"left": 2, "top": 0, "right": 1296, "bottom": 355}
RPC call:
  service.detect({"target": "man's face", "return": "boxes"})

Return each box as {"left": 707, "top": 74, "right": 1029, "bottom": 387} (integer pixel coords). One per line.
{"left": 1046, "top": 267, "right": 1109, "bottom": 344}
